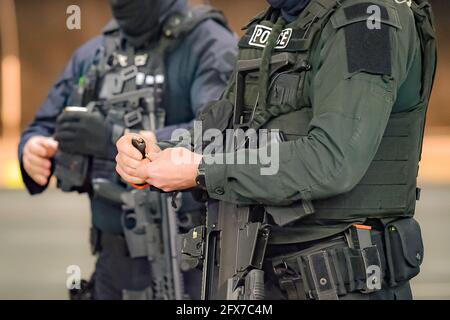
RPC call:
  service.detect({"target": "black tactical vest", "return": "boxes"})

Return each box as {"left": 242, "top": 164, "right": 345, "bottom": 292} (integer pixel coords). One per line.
{"left": 55, "top": 5, "right": 230, "bottom": 192}
{"left": 210, "top": 0, "right": 437, "bottom": 227}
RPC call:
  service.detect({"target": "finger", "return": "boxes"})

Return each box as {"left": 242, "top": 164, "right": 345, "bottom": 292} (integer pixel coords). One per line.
{"left": 28, "top": 161, "right": 51, "bottom": 176}
{"left": 42, "top": 137, "right": 59, "bottom": 150}
{"left": 42, "top": 138, "right": 59, "bottom": 157}
{"left": 139, "top": 130, "right": 158, "bottom": 145}
{"left": 28, "top": 140, "right": 48, "bottom": 158}
{"left": 119, "top": 157, "right": 151, "bottom": 179}
{"left": 23, "top": 154, "right": 50, "bottom": 180}
{"left": 146, "top": 143, "right": 161, "bottom": 155}
{"left": 115, "top": 153, "right": 144, "bottom": 171}
{"left": 117, "top": 138, "right": 144, "bottom": 161}
{"left": 31, "top": 174, "right": 49, "bottom": 186}
{"left": 116, "top": 164, "right": 146, "bottom": 185}
{"left": 26, "top": 153, "right": 52, "bottom": 170}
{"left": 136, "top": 161, "right": 157, "bottom": 184}
{"left": 146, "top": 152, "right": 161, "bottom": 162}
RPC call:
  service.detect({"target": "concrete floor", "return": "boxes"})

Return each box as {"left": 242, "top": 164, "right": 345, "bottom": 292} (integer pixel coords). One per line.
{"left": 0, "top": 186, "right": 449, "bottom": 300}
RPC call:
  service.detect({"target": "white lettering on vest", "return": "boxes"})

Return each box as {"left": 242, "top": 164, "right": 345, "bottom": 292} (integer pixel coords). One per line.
{"left": 249, "top": 25, "right": 293, "bottom": 49}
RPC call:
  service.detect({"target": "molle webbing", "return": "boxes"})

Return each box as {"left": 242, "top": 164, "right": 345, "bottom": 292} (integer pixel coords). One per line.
{"left": 253, "top": 18, "right": 286, "bottom": 130}
{"left": 268, "top": 108, "right": 423, "bottom": 222}
{"left": 232, "top": 0, "right": 342, "bottom": 133}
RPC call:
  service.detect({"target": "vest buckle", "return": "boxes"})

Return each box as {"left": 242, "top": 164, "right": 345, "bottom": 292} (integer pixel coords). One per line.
{"left": 124, "top": 110, "right": 143, "bottom": 128}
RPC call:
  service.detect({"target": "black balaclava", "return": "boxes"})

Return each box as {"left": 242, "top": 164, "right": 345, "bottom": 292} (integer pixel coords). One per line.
{"left": 109, "top": 0, "right": 179, "bottom": 47}
{"left": 267, "top": 0, "right": 311, "bottom": 22}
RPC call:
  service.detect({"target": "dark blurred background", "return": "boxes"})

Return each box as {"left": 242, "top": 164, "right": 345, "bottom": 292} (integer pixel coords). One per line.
{"left": 0, "top": 0, "right": 449, "bottom": 299}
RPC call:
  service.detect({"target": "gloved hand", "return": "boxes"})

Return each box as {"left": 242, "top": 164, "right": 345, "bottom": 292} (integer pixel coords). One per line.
{"left": 54, "top": 111, "right": 115, "bottom": 159}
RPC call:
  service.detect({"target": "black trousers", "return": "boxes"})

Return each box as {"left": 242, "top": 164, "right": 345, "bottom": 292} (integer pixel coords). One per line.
{"left": 94, "top": 237, "right": 202, "bottom": 300}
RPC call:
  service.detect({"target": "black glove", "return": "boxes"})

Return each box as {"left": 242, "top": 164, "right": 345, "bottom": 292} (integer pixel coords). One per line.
{"left": 54, "top": 111, "right": 115, "bottom": 159}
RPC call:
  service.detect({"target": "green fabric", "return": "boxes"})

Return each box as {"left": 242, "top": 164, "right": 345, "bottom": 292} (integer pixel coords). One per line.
{"left": 203, "top": 0, "right": 435, "bottom": 243}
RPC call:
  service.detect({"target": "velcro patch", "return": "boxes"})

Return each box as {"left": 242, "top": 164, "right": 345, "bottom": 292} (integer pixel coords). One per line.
{"left": 343, "top": 3, "right": 393, "bottom": 75}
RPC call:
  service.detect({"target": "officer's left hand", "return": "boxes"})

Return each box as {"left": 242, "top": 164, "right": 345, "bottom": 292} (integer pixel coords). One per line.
{"left": 119, "top": 147, "right": 202, "bottom": 192}
{"left": 54, "top": 111, "right": 113, "bottom": 159}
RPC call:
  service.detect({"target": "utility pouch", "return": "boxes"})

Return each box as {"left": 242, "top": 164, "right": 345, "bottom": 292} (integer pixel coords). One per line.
{"left": 181, "top": 225, "right": 206, "bottom": 271}
{"left": 384, "top": 218, "right": 424, "bottom": 286}
{"left": 234, "top": 53, "right": 298, "bottom": 130}
{"left": 196, "top": 99, "right": 234, "bottom": 151}
{"left": 54, "top": 151, "right": 90, "bottom": 193}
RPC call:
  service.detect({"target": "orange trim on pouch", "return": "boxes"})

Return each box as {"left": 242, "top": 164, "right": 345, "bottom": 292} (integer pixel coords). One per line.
{"left": 354, "top": 224, "right": 372, "bottom": 230}
{"left": 132, "top": 183, "right": 149, "bottom": 190}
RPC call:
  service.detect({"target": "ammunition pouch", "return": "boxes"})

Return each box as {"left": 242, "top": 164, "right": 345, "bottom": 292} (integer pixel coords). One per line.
{"left": 270, "top": 234, "right": 385, "bottom": 300}
{"left": 181, "top": 226, "right": 206, "bottom": 271}
{"left": 384, "top": 218, "right": 424, "bottom": 287}
{"left": 269, "top": 218, "right": 423, "bottom": 299}
{"left": 91, "top": 159, "right": 117, "bottom": 182}
{"left": 54, "top": 151, "right": 90, "bottom": 193}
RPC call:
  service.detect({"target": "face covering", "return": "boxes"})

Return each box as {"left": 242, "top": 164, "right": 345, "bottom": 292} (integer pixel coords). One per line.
{"left": 267, "top": 0, "right": 311, "bottom": 22}
{"left": 109, "top": 0, "right": 164, "bottom": 47}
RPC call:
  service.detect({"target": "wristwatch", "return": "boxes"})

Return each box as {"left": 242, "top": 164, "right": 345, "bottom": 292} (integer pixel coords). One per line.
{"left": 195, "top": 158, "right": 207, "bottom": 190}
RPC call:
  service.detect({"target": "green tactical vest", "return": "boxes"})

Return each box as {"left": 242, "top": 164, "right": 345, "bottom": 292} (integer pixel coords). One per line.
{"left": 218, "top": 0, "right": 437, "bottom": 226}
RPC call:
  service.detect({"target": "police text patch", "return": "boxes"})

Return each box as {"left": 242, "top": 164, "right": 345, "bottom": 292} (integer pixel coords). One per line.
{"left": 249, "top": 25, "right": 293, "bottom": 49}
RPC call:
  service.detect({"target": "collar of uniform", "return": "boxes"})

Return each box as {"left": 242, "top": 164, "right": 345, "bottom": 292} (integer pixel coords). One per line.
{"left": 102, "top": 19, "right": 120, "bottom": 35}
{"left": 159, "top": 0, "right": 189, "bottom": 26}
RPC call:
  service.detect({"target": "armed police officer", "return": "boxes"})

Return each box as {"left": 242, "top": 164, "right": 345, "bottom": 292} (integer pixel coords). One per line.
{"left": 116, "top": 0, "right": 437, "bottom": 300}
{"left": 18, "top": 0, "right": 237, "bottom": 300}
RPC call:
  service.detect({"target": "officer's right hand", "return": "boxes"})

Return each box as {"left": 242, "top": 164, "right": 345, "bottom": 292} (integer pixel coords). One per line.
{"left": 115, "top": 132, "right": 160, "bottom": 185}
{"left": 23, "top": 136, "right": 59, "bottom": 186}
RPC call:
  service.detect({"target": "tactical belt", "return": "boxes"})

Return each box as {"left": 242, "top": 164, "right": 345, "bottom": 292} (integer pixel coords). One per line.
{"left": 269, "top": 230, "right": 387, "bottom": 300}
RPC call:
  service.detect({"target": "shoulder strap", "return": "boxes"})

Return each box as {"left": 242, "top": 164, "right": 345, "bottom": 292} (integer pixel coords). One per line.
{"left": 161, "top": 5, "right": 231, "bottom": 44}
{"left": 151, "top": 4, "right": 232, "bottom": 83}
{"left": 410, "top": 0, "right": 437, "bottom": 159}
{"left": 410, "top": 0, "right": 437, "bottom": 101}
